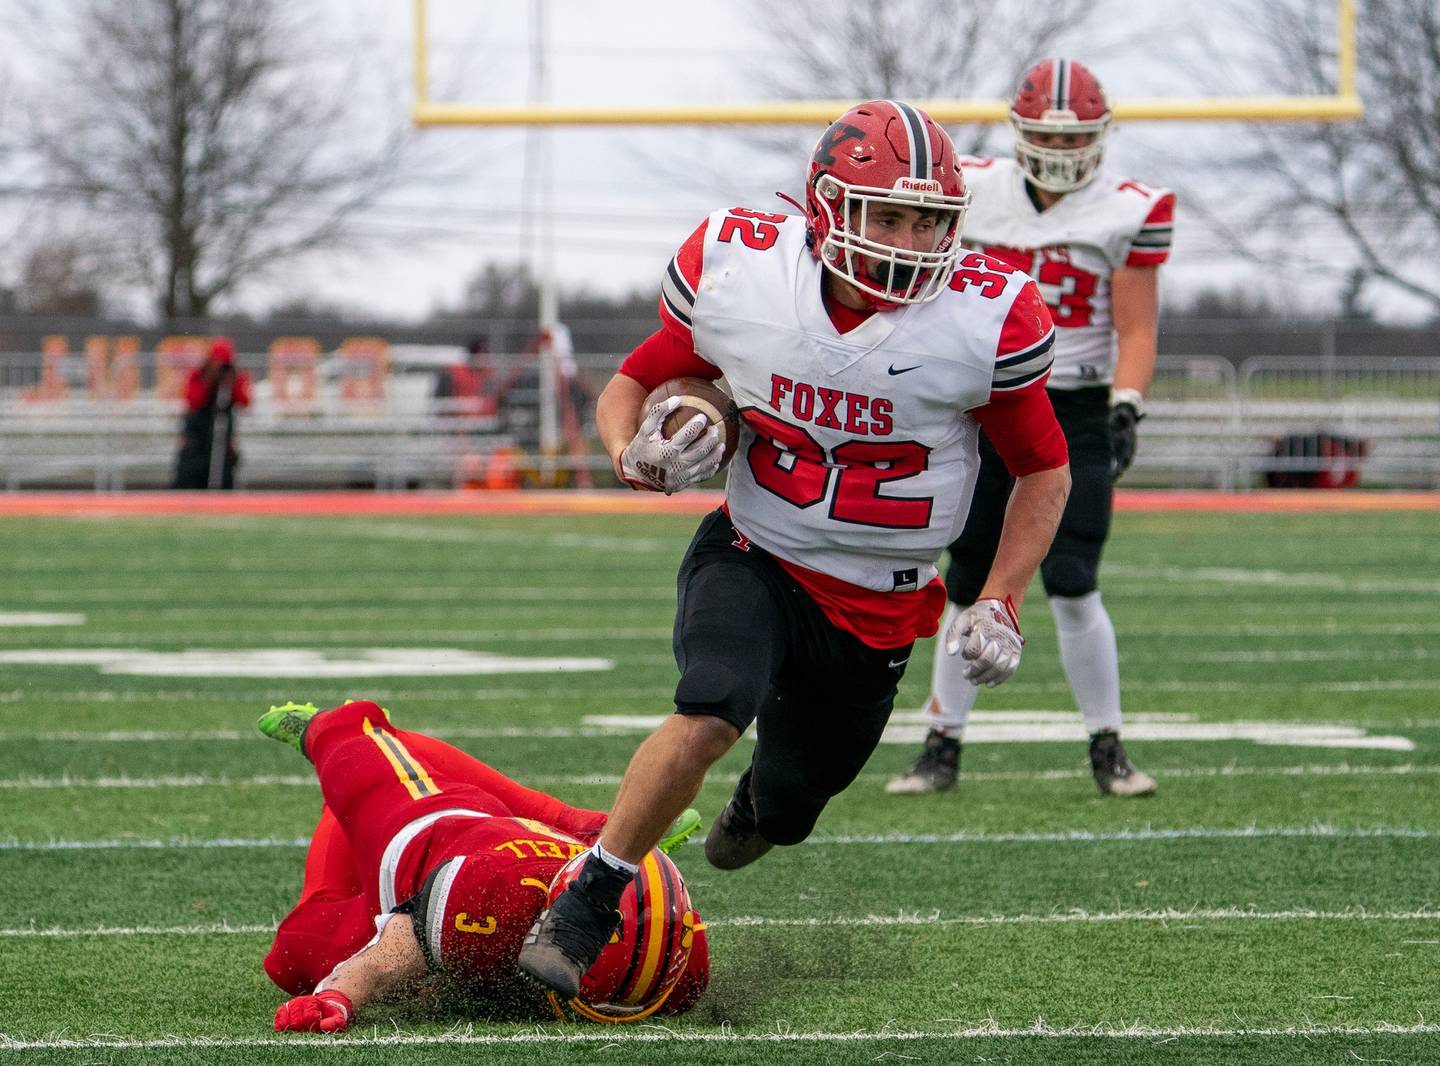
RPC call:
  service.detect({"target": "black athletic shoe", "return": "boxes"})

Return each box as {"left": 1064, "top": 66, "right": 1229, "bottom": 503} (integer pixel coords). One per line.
{"left": 704, "top": 768, "right": 773, "bottom": 870}
{"left": 1089, "top": 730, "right": 1157, "bottom": 797}
{"left": 885, "top": 728, "right": 961, "bottom": 794}
{"left": 517, "top": 858, "right": 627, "bottom": 998}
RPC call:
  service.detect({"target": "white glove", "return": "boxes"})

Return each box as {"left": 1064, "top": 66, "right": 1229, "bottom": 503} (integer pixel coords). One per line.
{"left": 619, "top": 396, "right": 724, "bottom": 495}
{"left": 944, "top": 597, "right": 1024, "bottom": 687}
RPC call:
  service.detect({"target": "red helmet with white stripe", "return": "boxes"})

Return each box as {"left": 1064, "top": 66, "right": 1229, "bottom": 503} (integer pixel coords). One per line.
{"left": 1010, "top": 59, "right": 1112, "bottom": 193}
{"left": 805, "top": 99, "right": 970, "bottom": 307}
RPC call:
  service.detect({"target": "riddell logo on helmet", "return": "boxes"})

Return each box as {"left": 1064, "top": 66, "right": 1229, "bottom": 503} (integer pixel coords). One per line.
{"left": 895, "top": 178, "right": 941, "bottom": 193}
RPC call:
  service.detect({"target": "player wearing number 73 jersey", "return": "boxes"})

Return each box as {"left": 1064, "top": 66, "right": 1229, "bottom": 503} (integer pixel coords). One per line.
{"left": 517, "top": 99, "right": 1071, "bottom": 1003}
{"left": 888, "top": 58, "right": 1173, "bottom": 799}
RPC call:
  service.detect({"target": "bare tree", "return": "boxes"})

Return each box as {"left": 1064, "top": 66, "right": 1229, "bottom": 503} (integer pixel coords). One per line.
{"left": 18, "top": 232, "right": 109, "bottom": 315}
{"left": 624, "top": 0, "right": 1108, "bottom": 224}
{"left": 1200, "top": 0, "right": 1440, "bottom": 315}
{"left": 16, "top": 0, "right": 417, "bottom": 321}
{"left": 747, "top": 0, "right": 1105, "bottom": 154}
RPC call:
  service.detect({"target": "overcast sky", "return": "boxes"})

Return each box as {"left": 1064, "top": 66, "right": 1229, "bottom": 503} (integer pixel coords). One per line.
{"left": 8, "top": 1, "right": 1426, "bottom": 324}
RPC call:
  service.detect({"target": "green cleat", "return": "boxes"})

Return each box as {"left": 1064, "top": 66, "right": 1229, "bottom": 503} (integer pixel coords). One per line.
{"left": 257, "top": 701, "right": 321, "bottom": 754}
{"left": 658, "top": 808, "right": 702, "bottom": 856}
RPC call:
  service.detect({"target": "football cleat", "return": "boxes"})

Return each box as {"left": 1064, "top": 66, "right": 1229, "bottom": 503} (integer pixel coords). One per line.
{"left": 519, "top": 853, "right": 630, "bottom": 1001}
{"left": 256, "top": 701, "right": 320, "bottom": 754}
{"left": 541, "top": 848, "right": 704, "bottom": 1023}
{"left": 885, "top": 728, "right": 961, "bottom": 794}
{"left": 1089, "top": 730, "right": 1157, "bottom": 797}
{"left": 658, "top": 808, "right": 702, "bottom": 856}
{"left": 704, "top": 769, "right": 773, "bottom": 870}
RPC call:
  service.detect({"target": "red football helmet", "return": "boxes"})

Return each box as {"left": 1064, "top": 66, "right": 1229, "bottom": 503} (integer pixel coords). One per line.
{"left": 544, "top": 848, "right": 706, "bottom": 1023}
{"left": 1010, "top": 58, "right": 1112, "bottom": 193}
{"left": 805, "top": 99, "right": 970, "bottom": 307}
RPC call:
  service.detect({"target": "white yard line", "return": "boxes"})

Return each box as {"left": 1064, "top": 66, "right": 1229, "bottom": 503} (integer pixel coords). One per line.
{"left": 7, "top": 907, "right": 1439, "bottom": 940}
{"left": 4, "top": 763, "right": 1439, "bottom": 791}
{"left": 0, "top": 686, "right": 673, "bottom": 705}
{"left": 801, "top": 826, "right": 1435, "bottom": 845}
{"left": 16, "top": 586, "right": 673, "bottom": 604}
{"left": 1106, "top": 563, "right": 1440, "bottom": 595}
{"left": 1, "top": 1022, "right": 1437, "bottom": 1050}
{"left": 0, "top": 612, "right": 85, "bottom": 626}
{"left": 1002, "top": 679, "right": 1440, "bottom": 693}
{"left": 0, "top": 648, "right": 618, "bottom": 677}
{"left": 3, "top": 825, "right": 1431, "bottom": 852}
{"left": 12, "top": 726, "right": 650, "bottom": 743}
{"left": 588, "top": 713, "right": 1416, "bottom": 751}
{"left": 0, "top": 774, "right": 317, "bottom": 789}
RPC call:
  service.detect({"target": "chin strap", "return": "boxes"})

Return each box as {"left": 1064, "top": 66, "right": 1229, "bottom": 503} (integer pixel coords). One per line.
{"left": 774, "top": 189, "right": 805, "bottom": 214}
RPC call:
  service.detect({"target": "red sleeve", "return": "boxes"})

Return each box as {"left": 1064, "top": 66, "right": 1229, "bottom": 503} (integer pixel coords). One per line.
{"left": 658, "top": 218, "right": 708, "bottom": 338}
{"left": 1125, "top": 191, "right": 1175, "bottom": 267}
{"left": 617, "top": 327, "right": 722, "bottom": 392}
{"left": 973, "top": 377, "right": 1068, "bottom": 476}
{"left": 991, "top": 280, "right": 1056, "bottom": 394}
{"left": 183, "top": 369, "right": 209, "bottom": 411}
{"left": 232, "top": 371, "right": 252, "bottom": 408}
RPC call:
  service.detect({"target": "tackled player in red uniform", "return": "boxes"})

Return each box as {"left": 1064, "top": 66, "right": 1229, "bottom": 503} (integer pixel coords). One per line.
{"left": 519, "top": 100, "right": 1072, "bottom": 999}
{"left": 257, "top": 699, "right": 708, "bottom": 1031}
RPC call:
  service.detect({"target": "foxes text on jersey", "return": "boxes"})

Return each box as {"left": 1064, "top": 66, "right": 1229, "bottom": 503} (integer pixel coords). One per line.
{"left": 959, "top": 157, "right": 1174, "bottom": 390}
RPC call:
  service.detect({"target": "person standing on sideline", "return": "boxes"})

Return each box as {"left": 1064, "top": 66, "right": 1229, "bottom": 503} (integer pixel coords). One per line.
{"left": 172, "top": 336, "right": 252, "bottom": 489}
{"left": 434, "top": 337, "right": 511, "bottom": 419}
{"left": 887, "top": 59, "right": 1172, "bottom": 799}
{"left": 518, "top": 99, "right": 1071, "bottom": 1001}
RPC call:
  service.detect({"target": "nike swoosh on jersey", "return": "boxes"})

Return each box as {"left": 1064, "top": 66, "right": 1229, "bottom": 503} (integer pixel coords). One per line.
{"left": 887, "top": 364, "right": 922, "bottom": 375}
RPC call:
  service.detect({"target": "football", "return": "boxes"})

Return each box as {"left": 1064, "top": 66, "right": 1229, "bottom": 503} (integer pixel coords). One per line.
{"left": 642, "top": 376, "right": 741, "bottom": 469}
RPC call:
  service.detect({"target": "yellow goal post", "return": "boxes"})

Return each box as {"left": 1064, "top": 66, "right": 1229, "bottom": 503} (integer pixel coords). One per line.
{"left": 412, "top": 0, "right": 1360, "bottom": 126}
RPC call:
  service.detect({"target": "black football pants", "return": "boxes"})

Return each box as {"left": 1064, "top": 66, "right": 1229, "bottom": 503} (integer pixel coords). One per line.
{"left": 945, "top": 385, "right": 1114, "bottom": 604}
{"left": 671, "top": 510, "right": 912, "bottom": 847}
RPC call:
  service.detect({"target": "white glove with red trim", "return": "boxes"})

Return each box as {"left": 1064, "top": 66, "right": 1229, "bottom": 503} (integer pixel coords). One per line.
{"left": 273, "top": 989, "right": 353, "bottom": 1033}
{"left": 619, "top": 395, "right": 723, "bottom": 494}
{"left": 945, "top": 596, "right": 1024, "bottom": 687}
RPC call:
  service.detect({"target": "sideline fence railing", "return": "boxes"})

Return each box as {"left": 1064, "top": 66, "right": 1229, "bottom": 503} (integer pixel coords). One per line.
{"left": 1, "top": 352, "right": 1437, "bottom": 491}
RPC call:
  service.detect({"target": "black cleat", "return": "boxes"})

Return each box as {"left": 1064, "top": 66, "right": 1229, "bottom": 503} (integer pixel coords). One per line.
{"left": 885, "top": 728, "right": 961, "bottom": 794}
{"left": 1090, "top": 730, "right": 1157, "bottom": 797}
{"left": 518, "top": 861, "right": 626, "bottom": 998}
{"left": 704, "top": 768, "right": 773, "bottom": 870}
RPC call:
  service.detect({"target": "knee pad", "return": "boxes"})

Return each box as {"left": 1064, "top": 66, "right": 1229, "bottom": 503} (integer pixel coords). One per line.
{"left": 674, "top": 660, "right": 765, "bottom": 732}
{"left": 1041, "top": 552, "right": 1099, "bottom": 598}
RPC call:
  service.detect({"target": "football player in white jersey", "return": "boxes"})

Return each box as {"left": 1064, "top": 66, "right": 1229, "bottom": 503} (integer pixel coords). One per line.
{"left": 886, "top": 59, "right": 1173, "bottom": 799}
{"left": 519, "top": 100, "right": 1072, "bottom": 1000}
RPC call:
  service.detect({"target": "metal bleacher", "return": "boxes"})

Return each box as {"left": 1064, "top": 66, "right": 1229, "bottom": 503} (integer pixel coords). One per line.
{"left": 0, "top": 405, "right": 515, "bottom": 491}
{"left": 1136, "top": 356, "right": 1440, "bottom": 490}
{"left": 2, "top": 351, "right": 1438, "bottom": 492}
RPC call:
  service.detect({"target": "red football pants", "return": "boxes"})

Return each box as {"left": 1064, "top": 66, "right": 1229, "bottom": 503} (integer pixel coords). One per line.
{"left": 263, "top": 701, "right": 606, "bottom": 993}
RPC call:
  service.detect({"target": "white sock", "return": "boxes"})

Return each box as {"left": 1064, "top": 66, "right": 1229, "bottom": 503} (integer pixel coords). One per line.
{"left": 592, "top": 842, "right": 639, "bottom": 876}
{"left": 925, "top": 602, "right": 980, "bottom": 737}
{"left": 1050, "top": 591, "right": 1123, "bottom": 735}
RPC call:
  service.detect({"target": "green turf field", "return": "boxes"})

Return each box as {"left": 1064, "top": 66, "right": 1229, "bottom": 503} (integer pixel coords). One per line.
{"left": 1, "top": 507, "right": 1437, "bottom": 1065}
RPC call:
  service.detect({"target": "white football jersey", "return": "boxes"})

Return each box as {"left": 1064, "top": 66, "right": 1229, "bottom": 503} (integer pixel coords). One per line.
{"left": 959, "top": 157, "right": 1174, "bottom": 390}
{"left": 667, "top": 207, "right": 1053, "bottom": 593}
